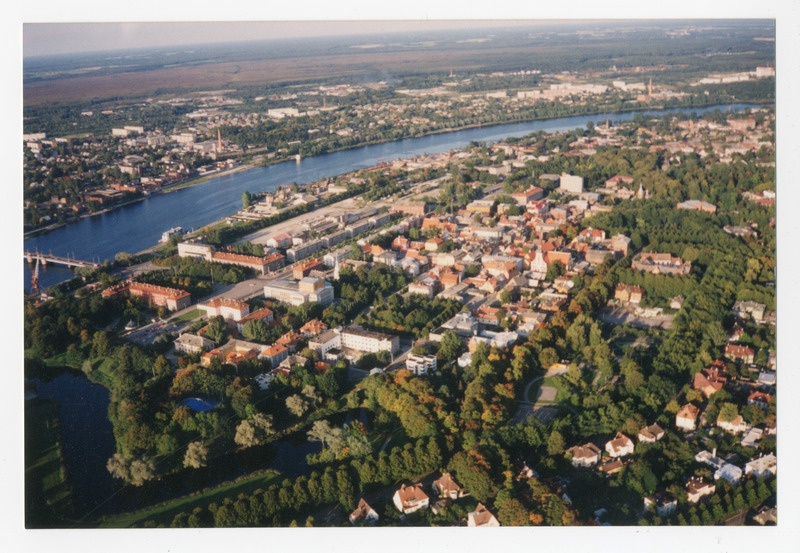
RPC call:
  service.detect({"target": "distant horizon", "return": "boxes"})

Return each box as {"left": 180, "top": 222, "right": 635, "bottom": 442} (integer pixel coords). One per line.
{"left": 22, "top": 19, "right": 773, "bottom": 59}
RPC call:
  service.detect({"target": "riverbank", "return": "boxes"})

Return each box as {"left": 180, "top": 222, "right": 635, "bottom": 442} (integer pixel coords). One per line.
{"left": 25, "top": 97, "right": 766, "bottom": 240}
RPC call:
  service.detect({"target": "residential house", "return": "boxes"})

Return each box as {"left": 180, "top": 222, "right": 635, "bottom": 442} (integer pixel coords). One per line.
{"left": 714, "top": 463, "right": 743, "bottom": 484}
{"left": 676, "top": 403, "right": 700, "bottom": 431}
{"left": 605, "top": 432, "right": 635, "bottom": 458}
{"left": 717, "top": 414, "right": 748, "bottom": 435}
{"left": 693, "top": 364, "right": 728, "bottom": 398}
{"left": 631, "top": 252, "right": 691, "bottom": 275}
{"left": 597, "top": 458, "right": 625, "bottom": 476}
{"left": 392, "top": 483, "right": 430, "bottom": 514}
{"left": 644, "top": 492, "right": 678, "bottom": 517}
{"left": 566, "top": 443, "right": 602, "bottom": 467}
{"left": 467, "top": 503, "right": 500, "bottom": 527}
{"left": 686, "top": 477, "right": 716, "bottom": 504}
{"left": 432, "top": 473, "right": 466, "bottom": 500}
{"left": 724, "top": 344, "right": 755, "bottom": 364}
{"left": 637, "top": 423, "right": 665, "bottom": 443}
{"left": 349, "top": 498, "right": 379, "bottom": 524}
{"left": 405, "top": 354, "right": 438, "bottom": 376}
{"left": 745, "top": 453, "right": 777, "bottom": 478}
{"left": 747, "top": 391, "right": 772, "bottom": 410}
{"left": 299, "top": 319, "right": 328, "bottom": 338}
{"left": 615, "top": 284, "right": 645, "bottom": 304}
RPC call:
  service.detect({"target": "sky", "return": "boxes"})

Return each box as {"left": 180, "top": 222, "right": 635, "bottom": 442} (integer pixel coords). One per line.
{"left": 23, "top": 20, "right": 549, "bottom": 58}
{"left": 16, "top": 1, "right": 790, "bottom": 58}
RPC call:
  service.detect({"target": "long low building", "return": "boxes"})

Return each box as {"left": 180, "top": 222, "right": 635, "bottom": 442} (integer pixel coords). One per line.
{"left": 308, "top": 326, "right": 399, "bottom": 357}
{"left": 102, "top": 280, "right": 192, "bottom": 311}
{"left": 263, "top": 277, "right": 335, "bottom": 306}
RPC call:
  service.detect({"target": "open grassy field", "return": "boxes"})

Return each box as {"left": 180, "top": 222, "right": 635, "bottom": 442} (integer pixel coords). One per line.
{"left": 25, "top": 398, "right": 74, "bottom": 527}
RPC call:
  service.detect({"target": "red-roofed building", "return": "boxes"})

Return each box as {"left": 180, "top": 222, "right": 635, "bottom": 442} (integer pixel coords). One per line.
{"left": 693, "top": 366, "right": 728, "bottom": 398}
{"left": 724, "top": 344, "right": 755, "bottom": 364}
{"left": 103, "top": 280, "right": 192, "bottom": 311}
{"left": 236, "top": 307, "right": 274, "bottom": 334}
{"left": 198, "top": 297, "right": 250, "bottom": 322}
{"left": 392, "top": 483, "right": 430, "bottom": 514}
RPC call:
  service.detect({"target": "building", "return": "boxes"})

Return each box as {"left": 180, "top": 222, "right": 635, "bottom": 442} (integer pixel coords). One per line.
{"left": 615, "top": 284, "right": 645, "bottom": 303}
{"left": 467, "top": 503, "right": 500, "bottom": 527}
{"left": 677, "top": 199, "right": 717, "bottom": 213}
{"left": 676, "top": 403, "right": 700, "bottom": 431}
{"left": 201, "top": 339, "right": 265, "bottom": 368}
{"left": 405, "top": 354, "right": 438, "bottom": 376}
{"left": 745, "top": 453, "right": 777, "bottom": 478}
{"left": 644, "top": 492, "right": 678, "bottom": 517}
{"left": 102, "top": 281, "right": 192, "bottom": 311}
{"left": 349, "top": 498, "right": 379, "bottom": 524}
{"left": 566, "top": 443, "right": 602, "bottom": 467}
{"left": 198, "top": 297, "right": 250, "bottom": 322}
{"left": 693, "top": 364, "right": 728, "bottom": 398}
{"left": 263, "top": 277, "right": 334, "bottom": 306}
{"left": 432, "top": 472, "right": 466, "bottom": 500}
{"left": 724, "top": 344, "right": 755, "bottom": 364}
{"left": 392, "top": 484, "right": 429, "bottom": 514}
{"left": 341, "top": 326, "right": 399, "bottom": 355}
{"left": 637, "top": 423, "right": 665, "bottom": 443}
{"left": 632, "top": 252, "right": 691, "bottom": 275}
{"left": 686, "top": 477, "right": 716, "bottom": 504}
{"left": 559, "top": 173, "right": 584, "bottom": 195}
{"left": 260, "top": 343, "right": 289, "bottom": 368}
{"left": 173, "top": 333, "right": 215, "bottom": 355}
{"left": 605, "top": 432, "right": 635, "bottom": 458}
{"left": 236, "top": 307, "right": 275, "bottom": 334}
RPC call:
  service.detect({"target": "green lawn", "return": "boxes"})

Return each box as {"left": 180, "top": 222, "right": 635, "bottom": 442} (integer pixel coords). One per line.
{"left": 169, "top": 308, "right": 204, "bottom": 324}
{"left": 97, "top": 469, "right": 282, "bottom": 528}
{"left": 25, "top": 398, "right": 74, "bottom": 528}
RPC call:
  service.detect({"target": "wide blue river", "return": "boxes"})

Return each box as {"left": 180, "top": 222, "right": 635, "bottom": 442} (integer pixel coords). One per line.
{"left": 23, "top": 104, "right": 756, "bottom": 291}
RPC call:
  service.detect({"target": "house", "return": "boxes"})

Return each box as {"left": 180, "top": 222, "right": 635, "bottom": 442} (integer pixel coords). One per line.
{"left": 299, "top": 319, "right": 328, "bottom": 338}
{"left": 637, "top": 423, "right": 665, "bottom": 443}
{"left": 201, "top": 339, "right": 265, "bottom": 368}
{"left": 405, "top": 354, "right": 437, "bottom": 376}
{"left": 349, "top": 498, "right": 379, "bottom": 524}
{"left": 615, "top": 284, "right": 645, "bottom": 303}
{"left": 392, "top": 483, "right": 430, "bottom": 514}
{"left": 676, "top": 403, "right": 700, "bottom": 431}
{"left": 597, "top": 458, "right": 625, "bottom": 476}
{"left": 714, "top": 463, "right": 743, "bottom": 484}
{"left": 605, "top": 432, "right": 634, "bottom": 458}
{"left": 173, "top": 333, "right": 215, "bottom": 355}
{"left": 467, "top": 503, "right": 500, "bottom": 527}
{"left": 693, "top": 365, "right": 728, "bottom": 398}
{"left": 747, "top": 391, "right": 772, "bottom": 410}
{"left": 745, "top": 453, "right": 777, "bottom": 478}
{"left": 644, "top": 492, "right": 678, "bottom": 517}
{"left": 103, "top": 280, "right": 192, "bottom": 311}
{"left": 260, "top": 343, "right": 289, "bottom": 369}
{"left": 724, "top": 344, "right": 755, "bottom": 364}
{"left": 686, "top": 477, "right": 716, "bottom": 504}
{"left": 566, "top": 443, "right": 602, "bottom": 467}
{"left": 432, "top": 472, "right": 466, "bottom": 500}
{"left": 752, "top": 506, "right": 777, "bottom": 526}
{"left": 717, "top": 414, "right": 748, "bottom": 435}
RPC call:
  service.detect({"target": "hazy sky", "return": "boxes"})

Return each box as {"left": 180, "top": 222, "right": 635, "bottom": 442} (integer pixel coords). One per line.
{"left": 19, "top": 1, "right": 786, "bottom": 58}
{"left": 23, "top": 20, "right": 546, "bottom": 58}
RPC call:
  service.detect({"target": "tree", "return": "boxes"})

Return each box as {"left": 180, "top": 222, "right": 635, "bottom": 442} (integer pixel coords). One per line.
{"left": 547, "top": 430, "right": 565, "bottom": 456}
{"left": 285, "top": 395, "right": 309, "bottom": 418}
{"left": 718, "top": 403, "right": 739, "bottom": 423}
{"left": 438, "top": 330, "right": 463, "bottom": 362}
{"left": 242, "top": 191, "right": 252, "bottom": 209}
{"left": 184, "top": 441, "right": 209, "bottom": 469}
{"left": 234, "top": 413, "right": 274, "bottom": 448}
{"left": 242, "top": 319, "right": 269, "bottom": 343}
{"left": 546, "top": 260, "right": 565, "bottom": 282}
{"left": 205, "top": 316, "right": 229, "bottom": 345}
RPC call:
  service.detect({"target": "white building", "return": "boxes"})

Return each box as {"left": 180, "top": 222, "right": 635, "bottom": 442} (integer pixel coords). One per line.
{"left": 198, "top": 297, "right": 250, "bottom": 322}
{"left": 405, "top": 354, "right": 437, "bottom": 375}
{"left": 559, "top": 173, "right": 584, "bottom": 195}
{"left": 173, "top": 333, "right": 215, "bottom": 354}
{"left": 263, "top": 277, "right": 334, "bottom": 306}
{"left": 745, "top": 453, "right": 777, "bottom": 478}
{"left": 341, "top": 326, "right": 399, "bottom": 355}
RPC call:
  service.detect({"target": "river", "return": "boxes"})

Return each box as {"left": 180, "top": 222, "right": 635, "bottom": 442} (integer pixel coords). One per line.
{"left": 23, "top": 103, "right": 758, "bottom": 291}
